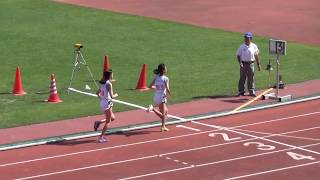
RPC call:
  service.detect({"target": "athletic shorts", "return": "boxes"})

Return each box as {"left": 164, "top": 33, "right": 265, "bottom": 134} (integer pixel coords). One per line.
{"left": 153, "top": 93, "right": 167, "bottom": 106}
{"left": 100, "top": 99, "right": 113, "bottom": 112}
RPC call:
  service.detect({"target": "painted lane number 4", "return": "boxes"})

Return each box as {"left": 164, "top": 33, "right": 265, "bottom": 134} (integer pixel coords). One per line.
{"left": 243, "top": 142, "right": 316, "bottom": 160}
{"left": 209, "top": 133, "right": 316, "bottom": 161}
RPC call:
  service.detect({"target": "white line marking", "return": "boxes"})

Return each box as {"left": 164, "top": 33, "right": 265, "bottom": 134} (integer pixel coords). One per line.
{"left": 234, "top": 127, "right": 320, "bottom": 141}
{"left": 159, "top": 126, "right": 320, "bottom": 157}
{"left": 208, "top": 132, "right": 242, "bottom": 141}
{"left": 195, "top": 143, "right": 320, "bottom": 167}
{"left": 14, "top": 140, "right": 320, "bottom": 179}
{"left": 192, "top": 121, "right": 320, "bottom": 155}
{"left": 161, "top": 156, "right": 191, "bottom": 166}
{"left": 0, "top": 130, "right": 216, "bottom": 167}
{"left": 224, "top": 161, "right": 320, "bottom": 180}
{"left": 2, "top": 112, "right": 319, "bottom": 167}
{"left": 119, "top": 142, "right": 320, "bottom": 180}
{"left": 14, "top": 155, "right": 158, "bottom": 180}
{"left": 176, "top": 125, "right": 201, "bottom": 132}
{"left": 228, "top": 111, "right": 320, "bottom": 130}
{"left": 119, "top": 165, "right": 195, "bottom": 180}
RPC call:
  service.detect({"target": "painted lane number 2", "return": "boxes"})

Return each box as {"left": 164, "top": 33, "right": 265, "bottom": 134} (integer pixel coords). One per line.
{"left": 209, "top": 133, "right": 242, "bottom": 142}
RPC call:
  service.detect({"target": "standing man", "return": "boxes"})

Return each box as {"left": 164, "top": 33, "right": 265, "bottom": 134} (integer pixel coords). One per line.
{"left": 236, "top": 32, "right": 261, "bottom": 97}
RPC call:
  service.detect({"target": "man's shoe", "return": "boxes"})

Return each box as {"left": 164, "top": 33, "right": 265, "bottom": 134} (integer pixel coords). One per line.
{"left": 237, "top": 92, "right": 245, "bottom": 97}
{"left": 249, "top": 93, "right": 257, "bottom": 97}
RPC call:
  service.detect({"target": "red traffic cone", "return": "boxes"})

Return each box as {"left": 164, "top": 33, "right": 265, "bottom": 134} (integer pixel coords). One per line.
{"left": 102, "top": 54, "right": 116, "bottom": 82}
{"left": 47, "top": 74, "right": 62, "bottom": 103}
{"left": 13, "top": 66, "right": 26, "bottom": 96}
{"left": 136, "top": 64, "right": 149, "bottom": 91}
{"left": 104, "top": 55, "right": 110, "bottom": 71}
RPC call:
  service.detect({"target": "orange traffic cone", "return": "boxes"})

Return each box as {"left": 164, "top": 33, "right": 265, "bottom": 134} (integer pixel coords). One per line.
{"left": 13, "top": 66, "right": 26, "bottom": 96}
{"left": 136, "top": 64, "right": 149, "bottom": 91}
{"left": 47, "top": 74, "right": 62, "bottom": 103}
{"left": 104, "top": 55, "right": 110, "bottom": 71}
{"left": 102, "top": 54, "right": 115, "bottom": 82}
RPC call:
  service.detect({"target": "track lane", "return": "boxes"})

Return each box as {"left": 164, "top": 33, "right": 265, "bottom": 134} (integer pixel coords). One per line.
{"left": 0, "top": 100, "right": 319, "bottom": 179}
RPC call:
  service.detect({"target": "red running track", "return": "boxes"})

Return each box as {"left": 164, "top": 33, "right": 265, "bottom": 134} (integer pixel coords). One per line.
{"left": 0, "top": 100, "right": 320, "bottom": 180}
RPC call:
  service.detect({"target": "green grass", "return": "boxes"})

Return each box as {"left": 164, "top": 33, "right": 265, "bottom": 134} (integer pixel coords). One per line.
{"left": 0, "top": 0, "right": 319, "bottom": 128}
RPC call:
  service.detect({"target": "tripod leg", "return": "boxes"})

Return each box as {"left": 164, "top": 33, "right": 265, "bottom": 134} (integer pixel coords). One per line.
{"left": 67, "top": 67, "right": 77, "bottom": 94}
{"left": 68, "top": 51, "right": 81, "bottom": 94}
{"left": 68, "top": 50, "right": 98, "bottom": 93}
{"left": 78, "top": 52, "right": 99, "bottom": 89}
{"left": 86, "top": 65, "right": 99, "bottom": 89}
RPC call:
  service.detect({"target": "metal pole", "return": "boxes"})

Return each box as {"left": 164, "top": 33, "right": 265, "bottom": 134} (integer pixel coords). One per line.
{"left": 276, "top": 53, "right": 280, "bottom": 98}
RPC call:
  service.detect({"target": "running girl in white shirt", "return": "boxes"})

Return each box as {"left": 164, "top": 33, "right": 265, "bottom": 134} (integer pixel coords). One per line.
{"left": 147, "top": 64, "right": 171, "bottom": 132}
{"left": 94, "top": 69, "right": 118, "bottom": 143}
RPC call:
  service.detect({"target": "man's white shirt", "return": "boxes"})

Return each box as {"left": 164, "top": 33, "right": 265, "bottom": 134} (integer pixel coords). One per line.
{"left": 236, "top": 43, "right": 259, "bottom": 62}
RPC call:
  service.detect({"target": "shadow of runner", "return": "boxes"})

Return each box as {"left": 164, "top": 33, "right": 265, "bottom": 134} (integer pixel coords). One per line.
{"left": 114, "top": 130, "right": 159, "bottom": 137}
{"left": 47, "top": 139, "right": 96, "bottom": 146}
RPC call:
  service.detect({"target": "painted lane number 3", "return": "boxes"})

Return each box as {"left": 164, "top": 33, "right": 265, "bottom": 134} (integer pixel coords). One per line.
{"left": 210, "top": 132, "right": 316, "bottom": 161}
{"left": 243, "top": 142, "right": 276, "bottom": 151}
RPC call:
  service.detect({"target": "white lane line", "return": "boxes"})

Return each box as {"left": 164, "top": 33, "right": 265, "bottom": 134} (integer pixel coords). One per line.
{"left": 195, "top": 142, "right": 320, "bottom": 167}
{"left": 119, "top": 165, "right": 195, "bottom": 180}
{"left": 234, "top": 127, "right": 320, "bottom": 141}
{"left": 224, "top": 161, "right": 320, "bottom": 180}
{"left": 0, "top": 130, "right": 217, "bottom": 167}
{"left": 2, "top": 112, "right": 318, "bottom": 167}
{"left": 14, "top": 139, "right": 320, "bottom": 179}
{"left": 229, "top": 111, "right": 320, "bottom": 130}
{"left": 161, "top": 155, "right": 192, "bottom": 166}
{"left": 119, "top": 142, "right": 320, "bottom": 180}
{"left": 158, "top": 126, "right": 320, "bottom": 157}
{"left": 176, "top": 125, "right": 201, "bottom": 132}
{"left": 192, "top": 121, "right": 320, "bottom": 155}
{"left": 14, "top": 155, "right": 159, "bottom": 180}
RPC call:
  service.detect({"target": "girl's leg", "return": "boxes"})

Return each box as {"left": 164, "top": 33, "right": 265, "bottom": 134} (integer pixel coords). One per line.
{"left": 93, "top": 112, "right": 116, "bottom": 131}
{"left": 110, "top": 111, "right": 116, "bottom": 121}
{"left": 98, "top": 109, "right": 112, "bottom": 142}
{"left": 147, "top": 103, "right": 168, "bottom": 132}
{"left": 151, "top": 106, "right": 164, "bottom": 119}
{"left": 94, "top": 119, "right": 105, "bottom": 131}
{"left": 94, "top": 108, "right": 115, "bottom": 131}
{"left": 159, "top": 103, "right": 169, "bottom": 131}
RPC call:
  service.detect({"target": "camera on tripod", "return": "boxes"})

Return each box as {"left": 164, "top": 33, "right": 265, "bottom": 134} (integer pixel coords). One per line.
{"left": 68, "top": 43, "right": 98, "bottom": 93}
{"left": 74, "top": 43, "right": 83, "bottom": 49}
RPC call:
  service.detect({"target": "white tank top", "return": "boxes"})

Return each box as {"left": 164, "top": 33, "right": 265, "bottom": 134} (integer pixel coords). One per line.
{"left": 154, "top": 75, "right": 169, "bottom": 95}
{"left": 100, "top": 81, "right": 112, "bottom": 101}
